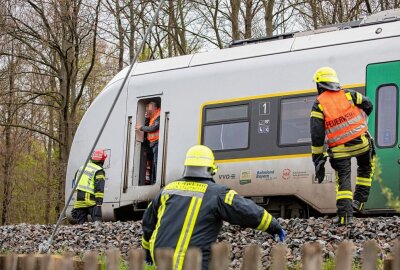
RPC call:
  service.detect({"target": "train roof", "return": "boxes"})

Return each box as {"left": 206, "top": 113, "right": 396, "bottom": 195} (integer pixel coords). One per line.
{"left": 106, "top": 8, "right": 400, "bottom": 88}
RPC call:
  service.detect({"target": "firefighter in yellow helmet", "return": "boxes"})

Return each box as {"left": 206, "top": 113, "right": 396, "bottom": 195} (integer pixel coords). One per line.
{"left": 310, "top": 67, "right": 375, "bottom": 225}
{"left": 141, "top": 145, "right": 284, "bottom": 270}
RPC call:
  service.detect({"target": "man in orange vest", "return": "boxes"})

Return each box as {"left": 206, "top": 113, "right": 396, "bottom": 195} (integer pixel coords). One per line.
{"left": 136, "top": 102, "right": 160, "bottom": 184}
{"left": 310, "top": 67, "right": 375, "bottom": 225}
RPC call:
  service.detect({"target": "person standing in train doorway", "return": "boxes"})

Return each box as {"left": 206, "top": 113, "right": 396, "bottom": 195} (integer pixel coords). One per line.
{"left": 136, "top": 101, "right": 160, "bottom": 184}
{"left": 141, "top": 145, "right": 285, "bottom": 270}
{"left": 310, "top": 67, "right": 376, "bottom": 226}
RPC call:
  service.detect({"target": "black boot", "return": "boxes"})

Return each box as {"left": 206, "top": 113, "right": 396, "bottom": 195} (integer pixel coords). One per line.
{"left": 332, "top": 216, "right": 353, "bottom": 226}
{"left": 352, "top": 200, "right": 365, "bottom": 213}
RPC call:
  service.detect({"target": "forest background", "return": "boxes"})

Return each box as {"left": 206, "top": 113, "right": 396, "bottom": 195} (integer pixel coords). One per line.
{"left": 0, "top": 0, "right": 398, "bottom": 225}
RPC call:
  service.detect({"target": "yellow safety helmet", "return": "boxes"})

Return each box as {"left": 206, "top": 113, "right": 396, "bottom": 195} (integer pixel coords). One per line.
{"left": 313, "top": 67, "right": 339, "bottom": 83}
{"left": 313, "top": 67, "right": 341, "bottom": 91}
{"left": 184, "top": 145, "right": 218, "bottom": 173}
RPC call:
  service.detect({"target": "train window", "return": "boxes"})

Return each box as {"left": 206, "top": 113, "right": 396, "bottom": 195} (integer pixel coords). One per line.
{"left": 203, "top": 104, "right": 249, "bottom": 151}
{"left": 204, "top": 122, "right": 249, "bottom": 150}
{"left": 376, "top": 84, "right": 398, "bottom": 147}
{"left": 279, "top": 96, "right": 315, "bottom": 145}
{"left": 206, "top": 105, "right": 248, "bottom": 122}
{"left": 103, "top": 149, "right": 111, "bottom": 169}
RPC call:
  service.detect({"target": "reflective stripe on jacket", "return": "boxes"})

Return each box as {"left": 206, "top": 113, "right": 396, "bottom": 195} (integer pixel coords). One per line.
{"left": 142, "top": 178, "right": 278, "bottom": 270}
{"left": 317, "top": 90, "right": 367, "bottom": 147}
{"left": 147, "top": 109, "right": 160, "bottom": 142}
{"left": 74, "top": 162, "right": 104, "bottom": 208}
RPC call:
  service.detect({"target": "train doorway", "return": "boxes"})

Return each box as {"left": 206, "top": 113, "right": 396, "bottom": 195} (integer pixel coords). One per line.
{"left": 134, "top": 97, "right": 162, "bottom": 186}
{"left": 366, "top": 61, "right": 400, "bottom": 210}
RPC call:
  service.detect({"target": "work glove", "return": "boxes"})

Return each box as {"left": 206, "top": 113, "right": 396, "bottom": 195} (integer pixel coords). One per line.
{"left": 267, "top": 217, "right": 285, "bottom": 242}
{"left": 367, "top": 132, "right": 376, "bottom": 158}
{"left": 314, "top": 154, "right": 327, "bottom": 183}
{"left": 274, "top": 228, "right": 285, "bottom": 242}
{"left": 144, "top": 263, "right": 154, "bottom": 270}
{"left": 92, "top": 205, "right": 102, "bottom": 221}
{"left": 278, "top": 228, "right": 285, "bottom": 242}
{"left": 144, "top": 259, "right": 155, "bottom": 270}
{"left": 71, "top": 208, "right": 78, "bottom": 220}
{"left": 315, "top": 159, "right": 326, "bottom": 183}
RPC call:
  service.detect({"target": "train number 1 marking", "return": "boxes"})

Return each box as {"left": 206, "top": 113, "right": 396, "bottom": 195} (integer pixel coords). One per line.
{"left": 259, "top": 102, "right": 270, "bottom": 115}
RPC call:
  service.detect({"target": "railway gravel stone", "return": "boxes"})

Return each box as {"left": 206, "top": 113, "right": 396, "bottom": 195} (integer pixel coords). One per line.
{"left": 0, "top": 217, "right": 399, "bottom": 268}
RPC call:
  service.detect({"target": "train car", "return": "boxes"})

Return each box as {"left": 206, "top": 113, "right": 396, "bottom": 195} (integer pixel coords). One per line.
{"left": 66, "top": 9, "right": 400, "bottom": 221}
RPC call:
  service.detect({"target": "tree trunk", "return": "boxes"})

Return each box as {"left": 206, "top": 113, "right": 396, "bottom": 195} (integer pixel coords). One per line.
{"left": 1, "top": 45, "right": 15, "bottom": 225}
{"left": 244, "top": 0, "right": 253, "bottom": 39}
{"left": 230, "top": 0, "right": 240, "bottom": 40}
{"left": 1, "top": 118, "right": 12, "bottom": 225}
{"left": 168, "top": 0, "right": 175, "bottom": 57}
{"left": 337, "top": 0, "right": 343, "bottom": 23}
{"left": 309, "top": 0, "right": 319, "bottom": 29}
{"left": 128, "top": 0, "right": 136, "bottom": 63}
{"left": 45, "top": 98, "right": 55, "bottom": 224}
{"left": 171, "top": 0, "right": 180, "bottom": 55}
{"left": 116, "top": 0, "right": 125, "bottom": 71}
{"left": 365, "top": 0, "right": 372, "bottom": 13}
{"left": 263, "top": 0, "right": 275, "bottom": 37}
{"left": 211, "top": 0, "right": 223, "bottom": 48}
{"left": 177, "top": 0, "right": 187, "bottom": 55}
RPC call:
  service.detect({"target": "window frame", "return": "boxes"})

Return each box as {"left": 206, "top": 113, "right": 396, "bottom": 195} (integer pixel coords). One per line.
{"left": 278, "top": 94, "right": 316, "bottom": 147}
{"left": 205, "top": 103, "right": 249, "bottom": 124}
{"left": 202, "top": 102, "right": 251, "bottom": 152}
{"left": 375, "top": 83, "right": 399, "bottom": 149}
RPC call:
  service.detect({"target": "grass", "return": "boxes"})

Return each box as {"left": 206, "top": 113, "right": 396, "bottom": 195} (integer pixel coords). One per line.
{"left": 289, "top": 257, "right": 384, "bottom": 270}
{"left": 95, "top": 257, "right": 375, "bottom": 270}
{"left": 98, "top": 254, "right": 128, "bottom": 270}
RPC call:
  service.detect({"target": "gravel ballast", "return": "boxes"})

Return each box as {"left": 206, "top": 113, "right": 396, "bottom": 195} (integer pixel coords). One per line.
{"left": 1, "top": 217, "right": 399, "bottom": 268}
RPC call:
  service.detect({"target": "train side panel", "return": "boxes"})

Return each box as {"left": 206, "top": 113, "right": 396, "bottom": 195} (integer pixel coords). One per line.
{"left": 66, "top": 19, "right": 400, "bottom": 220}
{"left": 66, "top": 77, "right": 129, "bottom": 220}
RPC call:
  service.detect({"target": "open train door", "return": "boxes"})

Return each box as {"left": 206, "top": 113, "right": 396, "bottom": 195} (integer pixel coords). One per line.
{"left": 131, "top": 97, "right": 165, "bottom": 188}
{"left": 120, "top": 94, "right": 170, "bottom": 206}
{"left": 365, "top": 61, "right": 400, "bottom": 211}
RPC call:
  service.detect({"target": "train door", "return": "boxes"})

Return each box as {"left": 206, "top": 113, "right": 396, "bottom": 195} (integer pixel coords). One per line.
{"left": 135, "top": 97, "right": 162, "bottom": 187}
{"left": 122, "top": 97, "right": 169, "bottom": 196}
{"left": 365, "top": 61, "right": 400, "bottom": 210}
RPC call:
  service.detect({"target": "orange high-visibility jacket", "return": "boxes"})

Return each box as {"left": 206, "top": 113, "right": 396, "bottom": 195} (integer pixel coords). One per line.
{"left": 147, "top": 108, "right": 160, "bottom": 143}
{"left": 317, "top": 90, "right": 367, "bottom": 147}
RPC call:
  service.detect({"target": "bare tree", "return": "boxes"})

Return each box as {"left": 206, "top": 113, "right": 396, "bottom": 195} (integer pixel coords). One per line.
{"left": 1, "top": 0, "right": 101, "bottom": 217}
{"left": 230, "top": 0, "right": 241, "bottom": 39}
{"left": 0, "top": 40, "right": 17, "bottom": 225}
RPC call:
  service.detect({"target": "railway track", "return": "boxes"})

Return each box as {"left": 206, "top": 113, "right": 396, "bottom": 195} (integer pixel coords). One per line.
{"left": 1, "top": 216, "right": 398, "bottom": 268}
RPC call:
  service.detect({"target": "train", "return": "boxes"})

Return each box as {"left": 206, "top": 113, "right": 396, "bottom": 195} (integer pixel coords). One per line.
{"left": 66, "top": 9, "right": 400, "bottom": 221}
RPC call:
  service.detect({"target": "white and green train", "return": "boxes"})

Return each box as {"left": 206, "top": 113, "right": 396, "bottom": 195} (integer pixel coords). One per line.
{"left": 66, "top": 9, "right": 400, "bottom": 221}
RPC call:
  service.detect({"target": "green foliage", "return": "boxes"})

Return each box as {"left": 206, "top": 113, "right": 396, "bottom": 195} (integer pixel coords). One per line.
{"left": 375, "top": 159, "right": 400, "bottom": 213}
{"left": 288, "top": 258, "right": 382, "bottom": 270}
{"left": 98, "top": 254, "right": 128, "bottom": 270}
{"left": 5, "top": 139, "right": 59, "bottom": 224}
{"left": 322, "top": 257, "right": 336, "bottom": 270}
{"left": 138, "top": 47, "right": 153, "bottom": 61}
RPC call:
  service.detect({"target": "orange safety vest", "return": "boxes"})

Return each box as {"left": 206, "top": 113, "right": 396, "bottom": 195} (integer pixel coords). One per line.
{"left": 318, "top": 90, "right": 367, "bottom": 148}
{"left": 147, "top": 108, "right": 160, "bottom": 143}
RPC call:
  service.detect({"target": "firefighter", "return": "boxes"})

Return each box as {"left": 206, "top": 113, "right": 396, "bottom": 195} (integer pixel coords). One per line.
{"left": 310, "top": 67, "right": 375, "bottom": 225}
{"left": 135, "top": 102, "right": 160, "bottom": 184}
{"left": 71, "top": 149, "right": 107, "bottom": 224}
{"left": 142, "top": 145, "right": 285, "bottom": 270}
